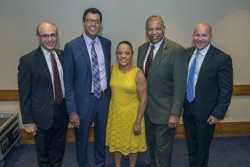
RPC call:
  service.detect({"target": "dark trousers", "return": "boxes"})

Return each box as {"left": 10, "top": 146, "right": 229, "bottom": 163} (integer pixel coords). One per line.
{"left": 75, "top": 93, "right": 109, "bottom": 167}
{"left": 145, "top": 115, "right": 176, "bottom": 167}
{"left": 183, "top": 101, "right": 215, "bottom": 167}
{"left": 34, "top": 103, "right": 68, "bottom": 167}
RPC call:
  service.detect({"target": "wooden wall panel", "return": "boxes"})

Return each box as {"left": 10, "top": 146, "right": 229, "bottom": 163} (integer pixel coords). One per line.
{"left": 2, "top": 86, "right": 250, "bottom": 144}
{"left": 20, "top": 122, "right": 250, "bottom": 144}
{"left": 233, "top": 85, "right": 250, "bottom": 96}
{"left": 1, "top": 84, "right": 250, "bottom": 101}
{"left": 0, "top": 90, "right": 18, "bottom": 101}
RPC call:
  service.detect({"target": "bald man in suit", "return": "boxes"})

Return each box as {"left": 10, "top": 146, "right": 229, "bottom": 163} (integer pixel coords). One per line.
{"left": 18, "top": 21, "right": 68, "bottom": 167}
{"left": 183, "top": 22, "right": 233, "bottom": 167}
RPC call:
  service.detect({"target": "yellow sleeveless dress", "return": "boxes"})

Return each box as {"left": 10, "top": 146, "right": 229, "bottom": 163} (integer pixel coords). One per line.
{"left": 106, "top": 65, "right": 147, "bottom": 155}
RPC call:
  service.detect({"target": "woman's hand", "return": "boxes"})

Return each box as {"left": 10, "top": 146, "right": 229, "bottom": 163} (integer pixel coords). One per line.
{"left": 133, "top": 121, "right": 142, "bottom": 135}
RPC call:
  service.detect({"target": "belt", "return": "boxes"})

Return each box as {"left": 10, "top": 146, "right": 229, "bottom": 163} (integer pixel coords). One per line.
{"left": 185, "top": 98, "right": 196, "bottom": 104}
{"left": 100, "top": 89, "right": 107, "bottom": 96}
{"left": 91, "top": 89, "right": 108, "bottom": 97}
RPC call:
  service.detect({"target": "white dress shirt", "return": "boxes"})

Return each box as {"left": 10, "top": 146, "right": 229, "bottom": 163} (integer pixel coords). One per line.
{"left": 187, "top": 44, "right": 211, "bottom": 94}
{"left": 41, "top": 47, "right": 65, "bottom": 98}
{"left": 143, "top": 38, "right": 164, "bottom": 72}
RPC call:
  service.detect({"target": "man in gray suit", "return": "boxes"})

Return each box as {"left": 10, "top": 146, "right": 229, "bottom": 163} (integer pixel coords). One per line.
{"left": 137, "top": 15, "right": 187, "bottom": 167}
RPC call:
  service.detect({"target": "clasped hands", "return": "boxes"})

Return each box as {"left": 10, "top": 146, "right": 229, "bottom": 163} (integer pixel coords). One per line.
{"left": 168, "top": 115, "right": 179, "bottom": 128}
{"left": 69, "top": 112, "right": 80, "bottom": 128}
{"left": 24, "top": 123, "right": 37, "bottom": 136}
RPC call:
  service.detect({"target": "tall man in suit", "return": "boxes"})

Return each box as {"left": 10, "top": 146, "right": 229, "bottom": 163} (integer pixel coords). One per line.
{"left": 63, "top": 8, "right": 111, "bottom": 167}
{"left": 137, "top": 15, "right": 187, "bottom": 167}
{"left": 18, "top": 21, "right": 68, "bottom": 167}
{"left": 183, "top": 22, "right": 233, "bottom": 167}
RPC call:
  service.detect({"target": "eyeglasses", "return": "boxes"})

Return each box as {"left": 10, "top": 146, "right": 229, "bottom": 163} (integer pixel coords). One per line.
{"left": 39, "top": 33, "right": 57, "bottom": 39}
{"left": 85, "top": 19, "right": 101, "bottom": 25}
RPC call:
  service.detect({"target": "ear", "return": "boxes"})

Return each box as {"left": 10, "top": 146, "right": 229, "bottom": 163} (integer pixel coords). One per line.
{"left": 36, "top": 34, "right": 40, "bottom": 42}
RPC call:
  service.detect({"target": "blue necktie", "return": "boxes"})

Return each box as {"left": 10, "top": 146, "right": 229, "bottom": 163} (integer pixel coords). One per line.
{"left": 91, "top": 40, "right": 101, "bottom": 98}
{"left": 186, "top": 51, "right": 200, "bottom": 102}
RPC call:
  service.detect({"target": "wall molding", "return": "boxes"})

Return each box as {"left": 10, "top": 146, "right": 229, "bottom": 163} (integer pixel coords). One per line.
{"left": 20, "top": 121, "right": 250, "bottom": 144}
{"left": 175, "top": 121, "right": 250, "bottom": 137}
{"left": 1, "top": 84, "right": 250, "bottom": 101}
{"left": 0, "top": 90, "right": 18, "bottom": 101}
{"left": 1, "top": 86, "right": 250, "bottom": 144}
{"left": 232, "top": 84, "right": 250, "bottom": 96}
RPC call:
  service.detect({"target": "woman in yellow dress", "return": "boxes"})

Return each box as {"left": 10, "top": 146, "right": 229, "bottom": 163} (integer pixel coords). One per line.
{"left": 106, "top": 41, "right": 147, "bottom": 167}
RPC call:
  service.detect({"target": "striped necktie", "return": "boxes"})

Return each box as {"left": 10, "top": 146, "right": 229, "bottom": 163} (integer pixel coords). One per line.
{"left": 91, "top": 40, "right": 101, "bottom": 98}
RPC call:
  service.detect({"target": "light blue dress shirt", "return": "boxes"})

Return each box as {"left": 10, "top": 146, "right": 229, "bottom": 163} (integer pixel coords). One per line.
{"left": 83, "top": 34, "right": 107, "bottom": 92}
{"left": 187, "top": 44, "right": 211, "bottom": 96}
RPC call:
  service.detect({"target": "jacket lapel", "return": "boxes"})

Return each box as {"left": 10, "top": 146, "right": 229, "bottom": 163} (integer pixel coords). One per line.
{"left": 148, "top": 38, "right": 168, "bottom": 75}
{"left": 187, "top": 47, "right": 195, "bottom": 62}
{"left": 196, "top": 45, "right": 215, "bottom": 85}
{"left": 139, "top": 43, "right": 150, "bottom": 69}
{"left": 99, "top": 37, "right": 109, "bottom": 76}
{"left": 79, "top": 36, "right": 92, "bottom": 72}
{"left": 36, "top": 47, "right": 52, "bottom": 83}
{"left": 151, "top": 38, "right": 167, "bottom": 67}
{"left": 55, "top": 49, "right": 63, "bottom": 64}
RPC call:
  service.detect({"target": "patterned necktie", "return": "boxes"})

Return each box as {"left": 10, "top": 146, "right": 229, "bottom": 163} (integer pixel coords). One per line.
{"left": 186, "top": 50, "right": 200, "bottom": 102}
{"left": 91, "top": 40, "right": 101, "bottom": 98}
{"left": 145, "top": 44, "right": 155, "bottom": 78}
{"left": 50, "top": 52, "right": 63, "bottom": 104}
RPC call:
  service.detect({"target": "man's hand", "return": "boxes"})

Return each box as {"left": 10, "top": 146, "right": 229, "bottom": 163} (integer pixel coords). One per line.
{"left": 168, "top": 115, "right": 179, "bottom": 128}
{"left": 69, "top": 112, "right": 80, "bottom": 128}
{"left": 207, "top": 115, "right": 220, "bottom": 125}
{"left": 24, "top": 123, "right": 37, "bottom": 136}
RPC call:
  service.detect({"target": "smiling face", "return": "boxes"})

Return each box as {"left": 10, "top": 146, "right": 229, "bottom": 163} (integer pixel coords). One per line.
{"left": 146, "top": 17, "right": 165, "bottom": 44}
{"left": 83, "top": 13, "right": 101, "bottom": 39}
{"left": 192, "top": 23, "right": 212, "bottom": 49}
{"left": 116, "top": 43, "right": 133, "bottom": 68}
{"left": 36, "top": 22, "right": 57, "bottom": 52}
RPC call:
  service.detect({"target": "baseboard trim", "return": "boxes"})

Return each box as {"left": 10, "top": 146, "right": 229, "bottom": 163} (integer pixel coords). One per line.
{"left": 0, "top": 90, "right": 18, "bottom": 101}
{"left": 233, "top": 84, "right": 250, "bottom": 96}
{"left": 20, "top": 121, "right": 250, "bottom": 144}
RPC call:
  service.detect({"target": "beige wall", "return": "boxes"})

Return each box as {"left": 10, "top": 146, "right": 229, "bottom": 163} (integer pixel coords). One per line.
{"left": 0, "top": 0, "right": 250, "bottom": 122}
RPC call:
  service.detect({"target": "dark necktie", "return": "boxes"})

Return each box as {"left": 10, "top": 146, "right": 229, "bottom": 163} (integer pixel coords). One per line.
{"left": 91, "top": 40, "right": 101, "bottom": 98}
{"left": 50, "top": 52, "right": 63, "bottom": 104}
{"left": 186, "top": 50, "right": 200, "bottom": 102}
{"left": 145, "top": 44, "right": 155, "bottom": 78}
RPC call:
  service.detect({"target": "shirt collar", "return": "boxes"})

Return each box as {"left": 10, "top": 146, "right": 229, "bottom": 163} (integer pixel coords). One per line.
{"left": 41, "top": 46, "right": 55, "bottom": 56}
{"left": 195, "top": 43, "right": 211, "bottom": 57}
{"left": 83, "top": 33, "right": 100, "bottom": 46}
{"left": 150, "top": 38, "right": 164, "bottom": 49}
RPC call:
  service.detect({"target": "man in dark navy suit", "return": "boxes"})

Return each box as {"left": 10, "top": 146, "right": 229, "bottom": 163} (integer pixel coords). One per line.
{"left": 183, "top": 22, "right": 233, "bottom": 167}
{"left": 63, "top": 8, "right": 111, "bottom": 167}
{"left": 18, "top": 21, "right": 68, "bottom": 167}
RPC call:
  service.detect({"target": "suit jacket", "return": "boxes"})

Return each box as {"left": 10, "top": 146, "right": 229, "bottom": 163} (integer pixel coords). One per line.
{"left": 184, "top": 45, "right": 233, "bottom": 120}
{"left": 18, "top": 47, "right": 66, "bottom": 129}
{"left": 63, "top": 35, "right": 111, "bottom": 118}
{"left": 137, "top": 38, "right": 188, "bottom": 124}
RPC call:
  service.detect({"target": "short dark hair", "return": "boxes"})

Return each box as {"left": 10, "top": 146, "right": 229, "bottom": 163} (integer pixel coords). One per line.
{"left": 146, "top": 15, "right": 165, "bottom": 30}
{"left": 82, "top": 8, "right": 102, "bottom": 23}
{"left": 116, "top": 41, "right": 134, "bottom": 55}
